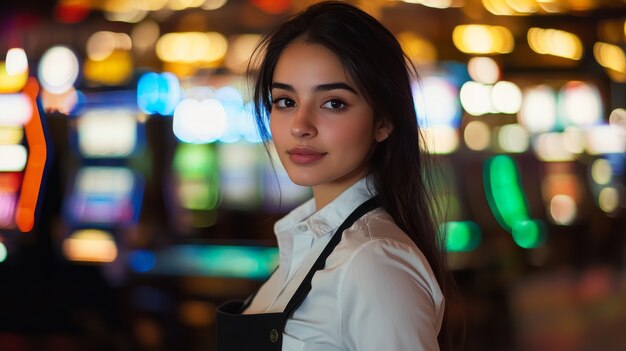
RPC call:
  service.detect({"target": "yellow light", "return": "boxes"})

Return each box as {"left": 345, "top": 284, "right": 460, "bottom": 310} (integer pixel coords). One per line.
{"left": 156, "top": 32, "right": 227, "bottom": 65}
{"left": 464, "top": 120, "right": 491, "bottom": 151}
{"left": 62, "top": 229, "right": 118, "bottom": 263}
{"left": 453, "top": 24, "right": 513, "bottom": 54}
{"left": 136, "top": 0, "right": 168, "bottom": 11}
{"left": 204, "top": 32, "right": 228, "bottom": 63}
{"left": 84, "top": 50, "right": 134, "bottom": 85}
{"left": 482, "top": 0, "right": 516, "bottom": 16}
{"left": 505, "top": 0, "right": 539, "bottom": 13}
{"left": 591, "top": 159, "right": 612, "bottom": 185}
{"left": 598, "top": 187, "right": 619, "bottom": 213}
{"left": 0, "top": 62, "right": 28, "bottom": 93}
{"left": 527, "top": 27, "right": 583, "bottom": 60}
{"left": 594, "top": 42, "right": 626, "bottom": 73}
{"left": 0, "top": 126, "right": 24, "bottom": 144}
{"left": 168, "top": 0, "right": 204, "bottom": 10}
{"left": 397, "top": 31, "right": 438, "bottom": 64}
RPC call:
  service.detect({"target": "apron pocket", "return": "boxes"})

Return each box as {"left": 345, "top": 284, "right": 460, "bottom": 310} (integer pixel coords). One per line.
{"left": 282, "top": 333, "right": 306, "bottom": 351}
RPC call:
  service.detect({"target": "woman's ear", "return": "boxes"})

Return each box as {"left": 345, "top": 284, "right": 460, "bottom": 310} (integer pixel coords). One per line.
{"left": 374, "top": 121, "right": 393, "bottom": 142}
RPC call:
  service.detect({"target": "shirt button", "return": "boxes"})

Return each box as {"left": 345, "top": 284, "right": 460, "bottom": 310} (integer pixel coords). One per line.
{"left": 296, "top": 224, "right": 307, "bottom": 232}
{"left": 269, "top": 329, "right": 279, "bottom": 343}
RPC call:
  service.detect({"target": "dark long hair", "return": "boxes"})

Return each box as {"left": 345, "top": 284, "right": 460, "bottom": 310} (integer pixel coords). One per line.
{"left": 249, "top": 1, "right": 457, "bottom": 349}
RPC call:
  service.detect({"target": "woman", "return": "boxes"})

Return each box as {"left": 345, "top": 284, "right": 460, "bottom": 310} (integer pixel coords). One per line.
{"left": 217, "top": 1, "right": 453, "bottom": 350}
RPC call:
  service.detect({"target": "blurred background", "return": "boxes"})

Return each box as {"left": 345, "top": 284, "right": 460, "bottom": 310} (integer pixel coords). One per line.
{"left": 0, "top": 0, "right": 625, "bottom": 350}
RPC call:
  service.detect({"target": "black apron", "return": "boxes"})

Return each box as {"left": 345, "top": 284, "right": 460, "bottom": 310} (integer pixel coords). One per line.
{"left": 216, "top": 197, "right": 379, "bottom": 351}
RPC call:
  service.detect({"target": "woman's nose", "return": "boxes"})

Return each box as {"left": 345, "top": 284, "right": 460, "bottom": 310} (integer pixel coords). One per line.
{"left": 290, "top": 107, "right": 317, "bottom": 138}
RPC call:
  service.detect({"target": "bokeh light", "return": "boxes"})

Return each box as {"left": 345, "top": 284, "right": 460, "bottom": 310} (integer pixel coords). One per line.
{"left": 467, "top": 56, "right": 499, "bottom": 84}
{"left": 598, "top": 187, "right": 619, "bottom": 213}
{"left": 62, "top": 229, "right": 118, "bottom": 263}
{"left": 518, "top": 85, "right": 557, "bottom": 133}
{"left": 38, "top": 46, "right": 80, "bottom": 94}
{"left": 464, "top": 120, "right": 491, "bottom": 151}
{"left": 549, "top": 194, "right": 577, "bottom": 225}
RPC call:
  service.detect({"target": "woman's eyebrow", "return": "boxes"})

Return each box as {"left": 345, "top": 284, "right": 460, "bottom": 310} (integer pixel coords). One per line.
{"left": 271, "top": 82, "right": 357, "bottom": 94}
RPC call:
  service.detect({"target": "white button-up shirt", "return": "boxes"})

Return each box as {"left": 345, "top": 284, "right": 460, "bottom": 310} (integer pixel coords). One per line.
{"left": 244, "top": 177, "right": 444, "bottom": 350}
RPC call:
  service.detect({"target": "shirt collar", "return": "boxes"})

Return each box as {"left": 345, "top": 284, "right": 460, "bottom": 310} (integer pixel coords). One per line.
{"left": 275, "top": 176, "right": 377, "bottom": 240}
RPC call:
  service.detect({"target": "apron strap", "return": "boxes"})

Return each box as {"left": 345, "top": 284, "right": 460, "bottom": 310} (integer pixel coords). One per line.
{"left": 281, "top": 196, "right": 380, "bottom": 322}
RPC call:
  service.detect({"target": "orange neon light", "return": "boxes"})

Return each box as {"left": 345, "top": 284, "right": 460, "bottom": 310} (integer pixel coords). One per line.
{"left": 15, "top": 78, "right": 47, "bottom": 232}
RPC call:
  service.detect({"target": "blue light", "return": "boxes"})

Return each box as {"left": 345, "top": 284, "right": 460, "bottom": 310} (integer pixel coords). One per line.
{"left": 137, "top": 72, "right": 180, "bottom": 116}
{"left": 129, "top": 249, "right": 157, "bottom": 273}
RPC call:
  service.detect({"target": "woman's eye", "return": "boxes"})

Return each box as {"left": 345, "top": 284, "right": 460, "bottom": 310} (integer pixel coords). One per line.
{"left": 272, "top": 98, "right": 295, "bottom": 108}
{"left": 322, "top": 99, "right": 346, "bottom": 110}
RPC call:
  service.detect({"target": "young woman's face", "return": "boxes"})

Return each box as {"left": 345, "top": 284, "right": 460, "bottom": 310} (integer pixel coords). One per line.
{"left": 269, "top": 42, "right": 390, "bottom": 201}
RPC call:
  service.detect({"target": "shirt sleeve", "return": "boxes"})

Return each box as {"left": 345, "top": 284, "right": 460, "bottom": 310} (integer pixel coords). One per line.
{"left": 338, "top": 238, "right": 444, "bottom": 351}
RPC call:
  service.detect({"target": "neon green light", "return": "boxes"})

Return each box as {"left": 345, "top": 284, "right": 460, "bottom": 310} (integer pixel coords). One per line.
{"left": 484, "top": 155, "right": 546, "bottom": 249}
{"left": 484, "top": 155, "right": 528, "bottom": 231}
{"left": 440, "top": 221, "right": 481, "bottom": 252}
{"left": 512, "top": 219, "right": 545, "bottom": 249}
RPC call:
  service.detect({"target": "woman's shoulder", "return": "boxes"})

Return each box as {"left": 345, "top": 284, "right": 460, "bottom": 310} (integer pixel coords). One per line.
{"left": 343, "top": 207, "right": 415, "bottom": 248}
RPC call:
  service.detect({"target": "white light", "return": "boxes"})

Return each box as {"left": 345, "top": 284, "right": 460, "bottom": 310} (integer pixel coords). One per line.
{"left": 38, "top": 46, "right": 79, "bottom": 94}
{"left": 492, "top": 81, "right": 522, "bottom": 114}
{"left": 586, "top": 124, "right": 626, "bottom": 155}
{"left": 468, "top": 57, "right": 500, "bottom": 84}
{"left": 560, "top": 81, "right": 602, "bottom": 127}
{"left": 562, "top": 126, "right": 586, "bottom": 154}
{"left": 0, "top": 93, "right": 33, "bottom": 126}
{"left": 549, "top": 194, "right": 577, "bottom": 225}
{"left": 413, "top": 76, "right": 460, "bottom": 127}
{"left": 533, "top": 132, "right": 576, "bottom": 162}
{"left": 173, "top": 98, "right": 228, "bottom": 143}
{"left": 5, "top": 48, "right": 28, "bottom": 75}
{"left": 460, "top": 81, "right": 493, "bottom": 116}
{"left": 518, "top": 85, "right": 557, "bottom": 133}
{"left": 422, "top": 126, "right": 458, "bottom": 154}
{"left": 77, "top": 109, "right": 138, "bottom": 157}
{"left": 498, "top": 124, "right": 529, "bottom": 153}
{"left": 0, "top": 145, "right": 28, "bottom": 171}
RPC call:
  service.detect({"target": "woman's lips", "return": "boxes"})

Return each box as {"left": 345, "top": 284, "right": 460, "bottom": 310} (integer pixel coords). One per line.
{"left": 287, "top": 147, "right": 327, "bottom": 165}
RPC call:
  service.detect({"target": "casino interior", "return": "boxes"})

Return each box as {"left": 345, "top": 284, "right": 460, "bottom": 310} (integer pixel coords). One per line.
{"left": 0, "top": 0, "right": 625, "bottom": 350}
